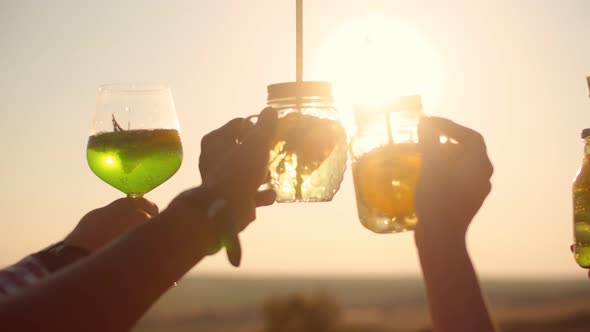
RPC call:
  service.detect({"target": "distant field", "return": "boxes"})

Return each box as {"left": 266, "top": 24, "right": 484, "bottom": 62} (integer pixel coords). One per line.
{"left": 133, "top": 276, "right": 590, "bottom": 332}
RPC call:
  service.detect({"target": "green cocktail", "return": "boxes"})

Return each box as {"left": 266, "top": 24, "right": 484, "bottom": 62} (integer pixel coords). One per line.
{"left": 87, "top": 128, "right": 183, "bottom": 197}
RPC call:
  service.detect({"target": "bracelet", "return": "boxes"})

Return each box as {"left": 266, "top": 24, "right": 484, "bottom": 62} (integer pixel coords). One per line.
{"left": 176, "top": 187, "right": 242, "bottom": 267}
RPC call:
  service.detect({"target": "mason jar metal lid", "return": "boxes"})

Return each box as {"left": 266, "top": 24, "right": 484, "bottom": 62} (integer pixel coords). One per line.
{"left": 267, "top": 81, "right": 332, "bottom": 100}
{"left": 582, "top": 128, "right": 590, "bottom": 139}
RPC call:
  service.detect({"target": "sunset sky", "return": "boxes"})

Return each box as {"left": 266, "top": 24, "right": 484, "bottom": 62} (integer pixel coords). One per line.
{"left": 1, "top": 0, "right": 590, "bottom": 279}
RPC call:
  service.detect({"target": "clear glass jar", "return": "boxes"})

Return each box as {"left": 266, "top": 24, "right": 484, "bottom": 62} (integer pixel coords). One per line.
{"left": 266, "top": 81, "right": 347, "bottom": 202}
{"left": 350, "top": 96, "right": 423, "bottom": 233}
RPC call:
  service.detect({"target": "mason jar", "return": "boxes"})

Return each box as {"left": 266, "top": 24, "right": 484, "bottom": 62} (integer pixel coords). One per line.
{"left": 265, "top": 81, "right": 347, "bottom": 202}
{"left": 350, "top": 95, "right": 423, "bottom": 233}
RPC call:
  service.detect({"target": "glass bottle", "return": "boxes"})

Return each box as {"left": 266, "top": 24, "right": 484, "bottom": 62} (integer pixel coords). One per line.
{"left": 573, "top": 128, "right": 590, "bottom": 268}
{"left": 350, "top": 96, "right": 423, "bottom": 233}
{"left": 266, "top": 81, "right": 347, "bottom": 202}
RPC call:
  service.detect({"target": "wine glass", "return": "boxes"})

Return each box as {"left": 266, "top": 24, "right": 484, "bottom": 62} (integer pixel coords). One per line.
{"left": 87, "top": 83, "right": 183, "bottom": 198}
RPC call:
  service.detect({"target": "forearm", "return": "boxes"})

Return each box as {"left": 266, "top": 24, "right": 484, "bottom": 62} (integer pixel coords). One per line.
{"left": 0, "top": 188, "right": 217, "bottom": 332}
{"left": 0, "top": 255, "right": 50, "bottom": 297}
{"left": 416, "top": 229, "right": 496, "bottom": 332}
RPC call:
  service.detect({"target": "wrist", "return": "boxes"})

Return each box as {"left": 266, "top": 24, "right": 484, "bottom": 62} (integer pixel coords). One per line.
{"left": 34, "top": 241, "right": 89, "bottom": 273}
{"left": 200, "top": 179, "right": 229, "bottom": 201}
{"left": 414, "top": 221, "right": 468, "bottom": 254}
{"left": 167, "top": 186, "right": 219, "bottom": 212}
{"left": 163, "top": 186, "right": 228, "bottom": 255}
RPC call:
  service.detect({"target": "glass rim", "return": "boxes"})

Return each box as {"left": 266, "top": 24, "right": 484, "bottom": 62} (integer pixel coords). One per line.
{"left": 98, "top": 83, "right": 170, "bottom": 93}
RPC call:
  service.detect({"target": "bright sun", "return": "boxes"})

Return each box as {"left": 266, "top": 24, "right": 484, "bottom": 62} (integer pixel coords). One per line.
{"left": 311, "top": 13, "right": 445, "bottom": 126}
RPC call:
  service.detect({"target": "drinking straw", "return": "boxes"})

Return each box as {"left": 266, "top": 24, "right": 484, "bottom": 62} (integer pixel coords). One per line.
{"left": 297, "top": 0, "right": 303, "bottom": 83}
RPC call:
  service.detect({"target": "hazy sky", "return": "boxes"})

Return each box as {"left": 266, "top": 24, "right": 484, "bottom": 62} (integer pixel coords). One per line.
{"left": 1, "top": 0, "right": 589, "bottom": 279}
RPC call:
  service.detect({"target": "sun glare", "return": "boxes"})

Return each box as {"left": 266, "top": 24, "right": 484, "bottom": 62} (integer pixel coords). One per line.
{"left": 311, "top": 13, "right": 445, "bottom": 128}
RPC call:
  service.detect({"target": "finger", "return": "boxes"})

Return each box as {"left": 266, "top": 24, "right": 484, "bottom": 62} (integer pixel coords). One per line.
{"left": 418, "top": 117, "right": 442, "bottom": 164}
{"left": 245, "top": 114, "right": 259, "bottom": 124}
{"left": 428, "top": 117, "right": 486, "bottom": 150}
{"left": 222, "top": 107, "right": 276, "bottom": 154}
{"left": 201, "top": 118, "right": 246, "bottom": 151}
{"left": 108, "top": 198, "right": 144, "bottom": 214}
{"left": 483, "top": 158, "right": 494, "bottom": 179}
{"left": 199, "top": 118, "right": 246, "bottom": 176}
{"left": 237, "top": 118, "right": 256, "bottom": 143}
{"left": 256, "top": 107, "right": 278, "bottom": 131}
{"left": 199, "top": 144, "right": 239, "bottom": 178}
{"left": 265, "top": 170, "right": 271, "bottom": 183}
{"left": 454, "top": 156, "right": 493, "bottom": 197}
{"left": 255, "top": 189, "right": 277, "bottom": 207}
{"left": 438, "top": 141, "right": 462, "bottom": 159}
{"left": 466, "top": 149, "right": 494, "bottom": 180}
{"left": 427, "top": 117, "right": 485, "bottom": 148}
{"left": 130, "top": 210, "right": 153, "bottom": 224}
{"left": 454, "top": 154, "right": 494, "bottom": 182}
{"left": 248, "top": 107, "right": 278, "bottom": 161}
{"left": 462, "top": 180, "right": 492, "bottom": 209}
{"left": 239, "top": 107, "right": 278, "bottom": 187}
{"left": 418, "top": 117, "right": 439, "bottom": 151}
{"left": 128, "top": 197, "right": 159, "bottom": 217}
{"left": 429, "top": 117, "right": 493, "bottom": 178}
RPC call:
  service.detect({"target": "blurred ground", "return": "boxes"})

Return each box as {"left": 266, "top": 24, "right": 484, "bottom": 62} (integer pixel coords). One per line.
{"left": 132, "top": 276, "right": 590, "bottom": 332}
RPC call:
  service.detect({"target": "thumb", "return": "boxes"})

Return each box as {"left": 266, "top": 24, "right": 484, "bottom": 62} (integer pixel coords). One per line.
{"left": 418, "top": 117, "right": 442, "bottom": 167}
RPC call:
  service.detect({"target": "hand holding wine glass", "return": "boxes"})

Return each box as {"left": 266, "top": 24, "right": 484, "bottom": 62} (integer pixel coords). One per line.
{"left": 65, "top": 197, "right": 159, "bottom": 252}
